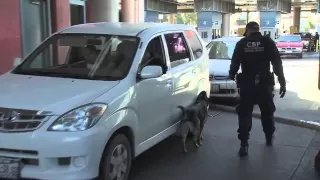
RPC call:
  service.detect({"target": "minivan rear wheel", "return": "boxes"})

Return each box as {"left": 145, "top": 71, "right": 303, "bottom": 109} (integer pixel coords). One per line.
{"left": 100, "top": 134, "right": 132, "bottom": 180}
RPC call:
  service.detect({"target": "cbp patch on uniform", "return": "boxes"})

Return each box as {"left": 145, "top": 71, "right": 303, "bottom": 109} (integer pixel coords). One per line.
{"left": 244, "top": 41, "right": 264, "bottom": 52}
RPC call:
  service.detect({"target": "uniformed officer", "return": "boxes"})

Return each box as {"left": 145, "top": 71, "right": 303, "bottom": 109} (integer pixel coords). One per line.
{"left": 229, "top": 22, "right": 286, "bottom": 157}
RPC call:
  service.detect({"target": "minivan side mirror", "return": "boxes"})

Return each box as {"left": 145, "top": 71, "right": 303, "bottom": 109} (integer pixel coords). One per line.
{"left": 140, "top": 65, "right": 163, "bottom": 79}
{"left": 13, "top": 58, "right": 22, "bottom": 67}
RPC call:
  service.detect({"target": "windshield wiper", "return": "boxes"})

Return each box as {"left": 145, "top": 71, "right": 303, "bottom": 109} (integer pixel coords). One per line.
{"left": 13, "top": 69, "right": 118, "bottom": 80}
{"left": 13, "top": 70, "right": 87, "bottom": 79}
{"left": 13, "top": 69, "right": 47, "bottom": 76}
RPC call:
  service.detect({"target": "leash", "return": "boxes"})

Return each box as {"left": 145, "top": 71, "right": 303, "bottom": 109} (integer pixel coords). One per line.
{"left": 208, "top": 112, "right": 221, "bottom": 118}
{"left": 205, "top": 112, "right": 221, "bottom": 124}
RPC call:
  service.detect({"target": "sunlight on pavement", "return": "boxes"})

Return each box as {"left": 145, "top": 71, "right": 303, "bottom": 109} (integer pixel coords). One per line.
{"left": 278, "top": 58, "right": 320, "bottom": 111}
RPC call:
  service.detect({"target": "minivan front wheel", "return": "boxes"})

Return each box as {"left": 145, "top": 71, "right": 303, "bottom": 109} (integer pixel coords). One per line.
{"left": 100, "top": 134, "right": 132, "bottom": 180}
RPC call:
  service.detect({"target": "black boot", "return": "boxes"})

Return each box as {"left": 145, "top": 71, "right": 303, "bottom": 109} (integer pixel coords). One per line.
{"left": 238, "top": 142, "right": 248, "bottom": 157}
{"left": 266, "top": 135, "right": 273, "bottom": 146}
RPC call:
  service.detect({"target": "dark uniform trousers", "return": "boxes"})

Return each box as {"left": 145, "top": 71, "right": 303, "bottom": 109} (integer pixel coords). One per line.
{"left": 236, "top": 84, "right": 276, "bottom": 142}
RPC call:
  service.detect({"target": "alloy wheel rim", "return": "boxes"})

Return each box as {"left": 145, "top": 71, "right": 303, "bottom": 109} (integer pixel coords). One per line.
{"left": 108, "top": 144, "right": 128, "bottom": 180}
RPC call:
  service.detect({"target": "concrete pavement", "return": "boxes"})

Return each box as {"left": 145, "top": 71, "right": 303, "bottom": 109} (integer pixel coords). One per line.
{"left": 270, "top": 52, "right": 320, "bottom": 123}
{"left": 129, "top": 110, "right": 320, "bottom": 180}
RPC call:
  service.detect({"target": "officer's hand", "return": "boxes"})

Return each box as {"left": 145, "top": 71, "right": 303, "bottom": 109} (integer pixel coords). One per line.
{"left": 279, "top": 86, "right": 286, "bottom": 98}
{"left": 229, "top": 74, "right": 235, "bottom": 81}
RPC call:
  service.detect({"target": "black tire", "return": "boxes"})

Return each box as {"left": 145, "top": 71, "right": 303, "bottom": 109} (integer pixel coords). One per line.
{"left": 100, "top": 134, "right": 132, "bottom": 180}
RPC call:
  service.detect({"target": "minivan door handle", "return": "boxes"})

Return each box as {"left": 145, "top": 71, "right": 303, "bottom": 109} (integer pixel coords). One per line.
{"left": 192, "top": 69, "right": 197, "bottom": 74}
{"left": 166, "top": 79, "right": 173, "bottom": 85}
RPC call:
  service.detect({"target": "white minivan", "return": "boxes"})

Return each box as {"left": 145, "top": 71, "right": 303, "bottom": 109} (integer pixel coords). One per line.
{"left": 0, "top": 23, "right": 210, "bottom": 180}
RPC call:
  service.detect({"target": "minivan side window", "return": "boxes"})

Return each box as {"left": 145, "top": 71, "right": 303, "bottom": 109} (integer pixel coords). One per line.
{"left": 139, "top": 36, "right": 167, "bottom": 73}
{"left": 184, "top": 30, "right": 203, "bottom": 59}
{"left": 164, "top": 32, "right": 191, "bottom": 68}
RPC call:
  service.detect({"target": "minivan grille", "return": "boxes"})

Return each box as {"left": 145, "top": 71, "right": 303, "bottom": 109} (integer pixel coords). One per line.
{"left": 0, "top": 108, "right": 50, "bottom": 132}
{"left": 280, "top": 47, "right": 296, "bottom": 50}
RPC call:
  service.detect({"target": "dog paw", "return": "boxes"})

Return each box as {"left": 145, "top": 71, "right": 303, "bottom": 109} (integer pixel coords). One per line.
{"left": 195, "top": 143, "right": 200, "bottom": 148}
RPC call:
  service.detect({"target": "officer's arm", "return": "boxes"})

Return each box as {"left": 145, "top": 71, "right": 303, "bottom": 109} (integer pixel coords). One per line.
{"left": 229, "top": 41, "right": 242, "bottom": 78}
{"left": 268, "top": 38, "right": 286, "bottom": 86}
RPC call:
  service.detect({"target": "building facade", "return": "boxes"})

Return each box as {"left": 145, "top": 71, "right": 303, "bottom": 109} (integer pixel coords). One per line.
{"left": 0, "top": 0, "right": 148, "bottom": 74}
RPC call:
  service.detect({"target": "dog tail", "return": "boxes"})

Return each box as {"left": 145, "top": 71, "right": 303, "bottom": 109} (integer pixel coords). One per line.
{"left": 177, "top": 105, "right": 187, "bottom": 120}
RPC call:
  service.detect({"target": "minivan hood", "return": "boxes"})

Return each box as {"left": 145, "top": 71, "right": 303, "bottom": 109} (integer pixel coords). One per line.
{"left": 209, "top": 59, "right": 231, "bottom": 76}
{"left": 0, "top": 73, "right": 119, "bottom": 115}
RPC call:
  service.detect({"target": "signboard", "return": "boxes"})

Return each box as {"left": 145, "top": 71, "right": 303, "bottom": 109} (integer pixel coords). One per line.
{"left": 260, "top": 11, "right": 276, "bottom": 28}
{"left": 197, "top": 12, "right": 213, "bottom": 28}
{"left": 257, "top": 0, "right": 279, "bottom": 11}
{"left": 212, "top": 12, "right": 222, "bottom": 29}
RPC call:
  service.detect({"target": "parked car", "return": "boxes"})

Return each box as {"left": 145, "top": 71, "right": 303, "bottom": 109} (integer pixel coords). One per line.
{"left": 276, "top": 34, "right": 303, "bottom": 59}
{"left": 0, "top": 23, "right": 210, "bottom": 180}
{"left": 293, "top": 32, "right": 312, "bottom": 51}
{"left": 206, "top": 37, "right": 242, "bottom": 101}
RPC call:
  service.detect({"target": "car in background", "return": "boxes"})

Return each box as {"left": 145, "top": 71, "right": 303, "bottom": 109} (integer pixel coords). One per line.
{"left": 207, "top": 37, "right": 242, "bottom": 101}
{"left": 293, "top": 32, "right": 312, "bottom": 51}
{"left": 276, "top": 35, "right": 303, "bottom": 59}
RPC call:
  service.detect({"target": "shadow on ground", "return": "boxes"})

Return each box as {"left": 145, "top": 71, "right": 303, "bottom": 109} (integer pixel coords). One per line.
{"left": 129, "top": 112, "right": 320, "bottom": 180}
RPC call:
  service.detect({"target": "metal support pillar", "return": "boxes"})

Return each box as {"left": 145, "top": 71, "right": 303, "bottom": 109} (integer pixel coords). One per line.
{"left": 87, "top": 0, "right": 119, "bottom": 22}
{"left": 122, "top": 0, "right": 144, "bottom": 23}
{"left": 221, "top": 13, "right": 230, "bottom": 37}
{"left": 122, "top": 0, "right": 134, "bottom": 22}
{"left": 169, "top": 14, "right": 175, "bottom": 24}
{"left": 293, "top": 7, "right": 301, "bottom": 32}
{"left": 135, "top": 0, "right": 145, "bottom": 22}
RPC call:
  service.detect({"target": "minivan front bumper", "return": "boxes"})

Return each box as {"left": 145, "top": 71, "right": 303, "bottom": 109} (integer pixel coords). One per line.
{"left": 0, "top": 117, "right": 107, "bottom": 180}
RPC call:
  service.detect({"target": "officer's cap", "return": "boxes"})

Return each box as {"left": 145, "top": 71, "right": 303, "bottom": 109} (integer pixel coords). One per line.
{"left": 243, "top": 21, "right": 260, "bottom": 36}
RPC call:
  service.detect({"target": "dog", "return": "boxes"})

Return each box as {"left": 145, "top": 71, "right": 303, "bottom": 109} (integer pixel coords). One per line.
{"left": 177, "top": 99, "right": 209, "bottom": 153}
{"left": 193, "top": 99, "right": 209, "bottom": 145}
{"left": 177, "top": 105, "right": 201, "bottom": 153}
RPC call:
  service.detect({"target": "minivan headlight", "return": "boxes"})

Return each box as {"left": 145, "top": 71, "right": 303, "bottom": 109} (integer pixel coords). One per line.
{"left": 48, "top": 103, "right": 107, "bottom": 132}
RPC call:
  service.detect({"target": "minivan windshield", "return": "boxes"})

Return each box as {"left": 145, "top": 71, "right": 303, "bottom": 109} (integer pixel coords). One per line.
{"left": 13, "top": 34, "right": 140, "bottom": 80}
{"left": 278, "top": 35, "right": 301, "bottom": 42}
{"left": 208, "top": 41, "right": 237, "bottom": 60}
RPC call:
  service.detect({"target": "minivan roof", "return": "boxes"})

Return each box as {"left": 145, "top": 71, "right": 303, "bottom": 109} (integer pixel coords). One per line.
{"left": 59, "top": 22, "right": 196, "bottom": 36}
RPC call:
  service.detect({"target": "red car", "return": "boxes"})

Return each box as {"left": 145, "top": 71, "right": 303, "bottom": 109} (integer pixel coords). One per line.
{"left": 276, "top": 35, "right": 303, "bottom": 59}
